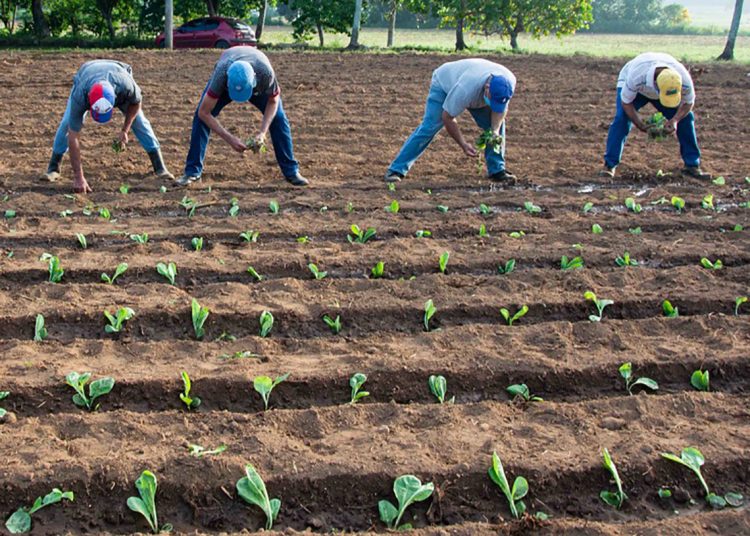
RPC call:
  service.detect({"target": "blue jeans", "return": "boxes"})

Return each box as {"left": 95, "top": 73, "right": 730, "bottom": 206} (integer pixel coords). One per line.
{"left": 604, "top": 88, "right": 700, "bottom": 169}
{"left": 184, "top": 86, "right": 299, "bottom": 177}
{"left": 52, "top": 89, "right": 160, "bottom": 155}
{"left": 388, "top": 83, "right": 506, "bottom": 176}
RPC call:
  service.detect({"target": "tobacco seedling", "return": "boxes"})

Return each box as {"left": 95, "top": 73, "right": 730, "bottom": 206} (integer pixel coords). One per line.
{"left": 600, "top": 448, "right": 627, "bottom": 509}
{"left": 349, "top": 373, "right": 369, "bottom": 404}
{"left": 112, "top": 139, "right": 124, "bottom": 153}
{"left": 246, "top": 265, "right": 263, "bottom": 281}
{"left": 712, "top": 176, "right": 725, "bottom": 186}
{"left": 585, "top": 291, "right": 613, "bottom": 322}
{"left": 246, "top": 137, "right": 268, "bottom": 153}
{"left": 228, "top": 197, "right": 240, "bottom": 217}
{"left": 259, "top": 310, "right": 274, "bottom": 337}
{"left": 583, "top": 202, "right": 594, "bottom": 213}
{"left": 691, "top": 369, "right": 709, "bottom": 391}
{"left": 191, "top": 298, "right": 209, "bottom": 340}
{"left": 646, "top": 112, "right": 667, "bottom": 140}
{"left": 700, "top": 257, "right": 723, "bottom": 270}
{"left": 436, "top": 204, "right": 449, "bottom": 213}
{"left": 65, "top": 371, "right": 115, "bottom": 411}
{"left": 523, "top": 201, "right": 541, "bottom": 214}
{"left": 34, "top": 314, "right": 47, "bottom": 341}
{"left": 701, "top": 194, "right": 714, "bottom": 210}
{"left": 101, "top": 262, "right": 128, "bottom": 284}
{"left": 191, "top": 237, "right": 203, "bottom": 251}
{"left": 625, "top": 197, "right": 642, "bottom": 213}
{"left": 423, "top": 299, "right": 436, "bottom": 331}
{"left": 98, "top": 207, "right": 111, "bottom": 220}
{"left": 179, "top": 371, "right": 201, "bottom": 410}
{"left": 479, "top": 203, "right": 491, "bottom": 215}
{"left": 592, "top": 223, "right": 603, "bottom": 234}
{"left": 428, "top": 375, "right": 454, "bottom": 404}
{"left": 297, "top": 236, "right": 310, "bottom": 244}
{"left": 5, "top": 489, "right": 74, "bottom": 534}
{"left": 323, "top": 314, "right": 341, "bottom": 334}
{"left": 629, "top": 226, "right": 642, "bottom": 234}
{"left": 40, "top": 253, "right": 64, "bottom": 283}
{"left": 180, "top": 195, "right": 197, "bottom": 217}
{"left": 156, "top": 262, "right": 177, "bottom": 284}
{"left": 658, "top": 488, "right": 672, "bottom": 499}
{"left": 385, "top": 200, "right": 400, "bottom": 213}
{"left": 660, "top": 447, "right": 744, "bottom": 508}
{"left": 130, "top": 233, "right": 149, "bottom": 244}
{"left": 506, "top": 383, "right": 542, "bottom": 402}
{"left": 240, "top": 230, "right": 259, "bottom": 243}
{"left": 497, "top": 259, "right": 516, "bottom": 275}
{"left": 659, "top": 299, "right": 678, "bottom": 318}
{"left": 379, "top": 475, "right": 434, "bottom": 530}
{"left": 269, "top": 200, "right": 280, "bottom": 214}
{"left": 127, "top": 470, "right": 172, "bottom": 534}
{"left": 236, "top": 464, "right": 281, "bottom": 530}
{"left": 348, "top": 224, "right": 376, "bottom": 244}
{"left": 76, "top": 233, "right": 88, "bottom": 249}
{"left": 735, "top": 296, "right": 747, "bottom": 316}
{"left": 500, "top": 305, "right": 528, "bottom": 326}
{"left": 509, "top": 230, "right": 525, "bottom": 238}
{"left": 104, "top": 307, "right": 135, "bottom": 333}
{"left": 671, "top": 196, "right": 686, "bottom": 212}
{"left": 188, "top": 444, "right": 227, "bottom": 457}
{"left": 438, "top": 251, "right": 450, "bottom": 274}
{"left": 488, "top": 452, "right": 527, "bottom": 519}
{"left": 253, "top": 373, "right": 289, "bottom": 410}
{"left": 0, "top": 391, "right": 8, "bottom": 419}
{"left": 619, "top": 362, "right": 658, "bottom": 395}
{"left": 561, "top": 255, "right": 583, "bottom": 270}
{"left": 415, "top": 229, "right": 432, "bottom": 238}
{"left": 615, "top": 252, "right": 638, "bottom": 267}
{"left": 478, "top": 223, "right": 488, "bottom": 237}
{"left": 308, "top": 263, "right": 327, "bottom": 280}
{"left": 371, "top": 261, "right": 385, "bottom": 279}
{"left": 119, "top": 183, "right": 130, "bottom": 194}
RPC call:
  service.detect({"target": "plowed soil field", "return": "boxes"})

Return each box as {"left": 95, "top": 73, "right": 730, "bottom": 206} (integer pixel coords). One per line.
{"left": 0, "top": 50, "right": 749, "bottom": 535}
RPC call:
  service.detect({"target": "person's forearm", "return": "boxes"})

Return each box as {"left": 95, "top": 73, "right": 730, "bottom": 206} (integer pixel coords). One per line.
{"left": 122, "top": 102, "right": 140, "bottom": 134}
{"left": 671, "top": 102, "right": 693, "bottom": 125}
{"left": 199, "top": 111, "right": 236, "bottom": 145}
{"left": 622, "top": 102, "right": 646, "bottom": 131}
{"left": 491, "top": 111, "right": 506, "bottom": 134}
{"left": 69, "top": 132, "right": 84, "bottom": 180}
{"left": 259, "top": 96, "right": 279, "bottom": 136}
{"left": 442, "top": 111, "right": 466, "bottom": 148}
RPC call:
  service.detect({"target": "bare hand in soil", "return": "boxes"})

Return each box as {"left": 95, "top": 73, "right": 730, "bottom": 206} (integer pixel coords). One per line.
{"left": 229, "top": 135, "right": 247, "bottom": 154}
{"left": 664, "top": 121, "right": 677, "bottom": 134}
{"left": 118, "top": 130, "right": 129, "bottom": 149}
{"left": 247, "top": 134, "right": 268, "bottom": 154}
{"left": 73, "top": 177, "right": 92, "bottom": 194}
{"left": 462, "top": 143, "right": 478, "bottom": 158}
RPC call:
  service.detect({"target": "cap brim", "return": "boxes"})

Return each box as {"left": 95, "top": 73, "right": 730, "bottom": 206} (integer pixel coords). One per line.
{"left": 229, "top": 86, "right": 252, "bottom": 102}
{"left": 490, "top": 100, "right": 508, "bottom": 113}
{"left": 659, "top": 93, "right": 681, "bottom": 108}
{"left": 91, "top": 109, "right": 113, "bottom": 123}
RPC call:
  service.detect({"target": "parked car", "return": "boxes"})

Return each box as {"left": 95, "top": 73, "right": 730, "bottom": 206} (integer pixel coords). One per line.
{"left": 156, "top": 17, "right": 257, "bottom": 49}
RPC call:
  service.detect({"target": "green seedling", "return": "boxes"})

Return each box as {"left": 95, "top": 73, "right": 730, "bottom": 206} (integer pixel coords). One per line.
{"left": 438, "top": 251, "right": 450, "bottom": 274}
{"left": 387, "top": 183, "right": 396, "bottom": 192}
{"left": 615, "top": 252, "right": 638, "bottom": 267}
{"left": 436, "top": 204, "right": 449, "bottom": 213}
{"left": 735, "top": 296, "right": 747, "bottom": 316}
{"left": 662, "top": 299, "right": 679, "bottom": 317}
{"left": 671, "top": 196, "right": 686, "bottom": 212}
{"left": 236, "top": 464, "right": 281, "bottom": 530}
{"left": 104, "top": 307, "right": 135, "bottom": 333}
{"left": 322, "top": 314, "right": 341, "bottom": 334}
{"left": 59, "top": 209, "right": 73, "bottom": 218}
{"left": 308, "top": 263, "right": 327, "bottom": 280}
{"left": 269, "top": 200, "right": 280, "bottom": 214}
{"left": 127, "top": 470, "right": 172, "bottom": 534}
{"left": 701, "top": 194, "right": 715, "bottom": 210}
{"left": 0, "top": 391, "right": 8, "bottom": 419}
{"left": 700, "top": 257, "right": 723, "bottom": 270}
{"left": 658, "top": 488, "right": 672, "bottom": 499}
{"left": 65, "top": 371, "right": 115, "bottom": 411}
{"left": 130, "top": 233, "right": 149, "bottom": 244}
{"left": 112, "top": 139, "right": 124, "bottom": 153}
{"left": 712, "top": 176, "right": 725, "bottom": 186}
{"left": 240, "top": 230, "right": 259, "bottom": 243}
{"left": 179, "top": 371, "right": 201, "bottom": 410}
{"left": 348, "top": 224, "right": 376, "bottom": 244}
{"left": 415, "top": 229, "right": 432, "bottom": 238}
{"left": 101, "top": 262, "right": 128, "bottom": 284}
{"left": 75, "top": 233, "right": 88, "bottom": 249}
{"left": 497, "top": 259, "right": 516, "bottom": 275}
{"left": 476, "top": 129, "right": 503, "bottom": 154}
{"left": 228, "top": 197, "right": 240, "bottom": 217}
{"left": 349, "top": 373, "right": 369, "bottom": 404}
{"left": 98, "top": 207, "right": 111, "bottom": 220}
{"left": 188, "top": 444, "right": 227, "bottom": 457}
{"left": 428, "top": 374, "right": 454, "bottom": 404}
{"left": 691, "top": 369, "right": 709, "bottom": 391}
{"left": 259, "top": 310, "right": 274, "bottom": 337}
{"left": 625, "top": 197, "right": 642, "bottom": 213}
{"left": 479, "top": 203, "right": 491, "bottom": 215}
{"left": 592, "top": 223, "right": 603, "bottom": 234}
{"left": 159, "top": 185, "right": 167, "bottom": 193}
{"left": 371, "top": 261, "right": 385, "bottom": 279}
{"left": 629, "top": 227, "right": 642, "bottom": 235}
{"left": 379, "top": 475, "right": 434, "bottom": 530}
{"left": 246, "top": 137, "right": 268, "bottom": 154}
{"left": 645, "top": 112, "right": 667, "bottom": 140}
{"left": 191, "top": 237, "right": 203, "bottom": 251}
{"left": 253, "top": 373, "right": 289, "bottom": 410}
{"left": 385, "top": 200, "right": 400, "bottom": 213}
{"left": 34, "top": 314, "right": 47, "bottom": 341}
{"left": 660, "top": 447, "right": 743, "bottom": 508}
{"left": 478, "top": 223, "right": 488, "bottom": 237}
{"left": 582, "top": 202, "right": 594, "bottom": 213}
{"left": 345, "top": 201, "right": 355, "bottom": 213}
{"left": 488, "top": 452, "right": 528, "bottom": 519}
{"left": 179, "top": 195, "right": 197, "bottom": 217}
{"left": 600, "top": 448, "right": 627, "bottom": 509}
{"left": 247, "top": 265, "right": 263, "bottom": 281}
{"left": 156, "top": 262, "right": 177, "bottom": 284}
{"left": 500, "top": 305, "right": 529, "bottom": 326}
{"left": 119, "top": 183, "right": 130, "bottom": 194}
{"left": 4, "top": 209, "right": 16, "bottom": 218}
{"left": 509, "top": 230, "right": 525, "bottom": 238}
{"left": 191, "top": 298, "right": 209, "bottom": 340}
{"left": 40, "top": 253, "right": 64, "bottom": 283}
{"left": 561, "top": 255, "right": 583, "bottom": 270}
{"left": 619, "top": 362, "right": 658, "bottom": 395}
{"left": 506, "top": 383, "right": 542, "bottom": 402}
{"left": 523, "top": 201, "right": 542, "bottom": 214}
{"left": 423, "top": 299, "right": 436, "bottom": 332}
{"left": 5, "top": 489, "right": 74, "bottom": 534}
{"left": 585, "top": 291, "right": 613, "bottom": 322}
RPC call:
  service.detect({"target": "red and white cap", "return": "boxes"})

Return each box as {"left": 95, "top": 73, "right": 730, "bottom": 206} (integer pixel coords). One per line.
{"left": 88, "top": 81, "right": 115, "bottom": 123}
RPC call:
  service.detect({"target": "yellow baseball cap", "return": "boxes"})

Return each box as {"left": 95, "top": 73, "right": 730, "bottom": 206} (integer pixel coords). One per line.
{"left": 656, "top": 68, "right": 682, "bottom": 108}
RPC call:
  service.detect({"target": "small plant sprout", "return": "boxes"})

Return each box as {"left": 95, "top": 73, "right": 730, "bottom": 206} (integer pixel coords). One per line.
{"left": 488, "top": 452, "right": 528, "bottom": 519}
{"left": 438, "top": 251, "right": 450, "bottom": 274}
{"left": 191, "top": 237, "right": 204, "bottom": 251}
{"left": 130, "top": 233, "right": 149, "bottom": 244}
{"left": 600, "top": 448, "right": 627, "bottom": 509}
{"left": 379, "top": 475, "right": 434, "bottom": 530}
{"left": 179, "top": 371, "right": 201, "bottom": 410}
{"left": 437, "top": 204, "right": 449, "bottom": 213}
{"left": 5, "top": 488, "right": 75, "bottom": 534}
{"left": 497, "top": 259, "right": 516, "bottom": 275}
{"left": 700, "top": 257, "right": 723, "bottom": 270}
{"left": 322, "top": 314, "right": 341, "bottom": 334}
{"left": 119, "top": 183, "right": 130, "bottom": 194}
{"left": 658, "top": 488, "right": 672, "bottom": 499}
{"left": 561, "top": 255, "right": 583, "bottom": 270}
{"left": 101, "top": 262, "right": 128, "bottom": 284}
{"left": 506, "top": 383, "right": 542, "bottom": 402}
{"left": 415, "top": 229, "right": 432, "bottom": 238}
{"left": 736, "top": 296, "right": 748, "bottom": 316}
{"left": 0, "top": 391, "right": 8, "bottom": 419}
{"left": 371, "top": 261, "right": 385, "bottom": 278}
{"left": 348, "top": 224, "right": 376, "bottom": 244}
{"left": 646, "top": 112, "right": 667, "bottom": 140}
{"left": 104, "top": 307, "right": 135, "bottom": 334}
{"left": 625, "top": 197, "right": 642, "bottom": 213}
{"left": 34, "top": 314, "right": 47, "bottom": 341}
{"left": 191, "top": 298, "right": 209, "bottom": 340}
{"left": 385, "top": 200, "right": 400, "bottom": 213}
{"left": 40, "top": 253, "right": 64, "bottom": 283}
{"left": 423, "top": 299, "right": 436, "bottom": 332}
{"left": 523, "top": 201, "right": 542, "bottom": 214}
{"left": 662, "top": 299, "right": 679, "bottom": 318}
{"left": 583, "top": 201, "right": 594, "bottom": 213}
{"left": 428, "top": 375, "right": 454, "bottom": 404}
{"left": 76, "top": 233, "right": 88, "bottom": 249}
{"left": 246, "top": 265, "right": 263, "bottom": 281}
{"left": 691, "top": 369, "right": 709, "bottom": 391}
{"left": 629, "top": 227, "right": 642, "bottom": 235}
{"left": 188, "top": 444, "right": 227, "bottom": 458}
{"left": 500, "top": 305, "right": 529, "bottom": 326}
{"left": 240, "top": 230, "right": 260, "bottom": 243}
{"left": 479, "top": 203, "right": 491, "bottom": 215}
{"left": 269, "top": 199, "right": 280, "bottom": 214}
{"left": 671, "top": 196, "right": 686, "bottom": 212}
{"left": 259, "top": 310, "right": 274, "bottom": 337}
{"left": 297, "top": 235, "right": 310, "bottom": 244}
{"left": 615, "top": 252, "right": 638, "bottom": 267}
{"left": 387, "top": 182, "right": 396, "bottom": 192}
{"left": 619, "top": 362, "right": 658, "bottom": 395}
{"left": 660, "top": 447, "right": 743, "bottom": 508}
{"left": 127, "top": 470, "right": 172, "bottom": 534}
{"left": 349, "top": 373, "right": 369, "bottom": 404}
{"left": 236, "top": 464, "right": 281, "bottom": 530}
{"left": 179, "top": 196, "right": 197, "bottom": 217}
{"left": 592, "top": 223, "right": 603, "bottom": 234}
{"left": 308, "top": 263, "right": 328, "bottom": 280}
{"left": 98, "top": 207, "right": 112, "bottom": 220}
{"left": 65, "top": 371, "right": 115, "bottom": 411}
{"left": 228, "top": 197, "right": 240, "bottom": 217}
{"left": 478, "top": 223, "right": 488, "bottom": 237}
{"left": 713, "top": 176, "right": 726, "bottom": 186}
{"left": 253, "top": 373, "right": 290, "bottom": 410}
{"left": 156, "top": 262, "right": 177, "bottom": 284}
{"left": 701, "top": 194, "right": 715, "bottom": 210}
{"left": 585, "top": 291, "right": 613, "bottom": 322}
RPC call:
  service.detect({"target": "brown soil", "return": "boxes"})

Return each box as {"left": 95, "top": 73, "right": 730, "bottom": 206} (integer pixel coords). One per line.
{"left": 0, "top": 50, "right": 749, "bottom": 535}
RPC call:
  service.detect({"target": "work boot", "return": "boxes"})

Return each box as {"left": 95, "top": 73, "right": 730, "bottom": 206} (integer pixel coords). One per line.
{"left": 384, "top": 170, "right": 404, "bottom": 183}
{"left": 44, "top": 152, "right": 64, "bottom": 182}
{"left": 284, "top": 172, "right": 309, "bottom": 186}
{"left": 148, "top": 149, "right": 175, "bottom": 180}
{"left": 489, "top": 169, "right": 517, "bottom": 182}
{"left": 599, "top": 166, "right": 616, "bottom": 178}
{"left": 682, "top": 166, "right": 712, "bottom": 180}
{"left": 175, "top": 174, "right": 201, "bottom": 187}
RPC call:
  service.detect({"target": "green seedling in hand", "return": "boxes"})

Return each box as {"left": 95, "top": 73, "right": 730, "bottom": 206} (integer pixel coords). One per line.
{"left": 615, "top": 252, "right": 638, "bottom": 267}
{"left": 423, "top": 299, "right": 436, "bottom": 332}
{"left": 156, "top": 262, "right": 177, "bottom": 285}
{"left": 700, "top": 257, "right": 723, "bottom": 270}
{"left": 582, "top": 201, "right": 594, "bottom": 213}
{"left": 101, "top": 262, "right": 128, "bottom": 284}
{"left": 179, "top": 371, "right": 201, "bottom": 410}
{"left": 585, "top": 291, "right": 613, "bottom": 322}
{"left": 228, "top": 197, "right": 240, "bottom": 217}
{"left": 371, "top": 261, "right": 385, "bottom": 279}
{"left": 506, "top": 383, "right": 542, "bottom": 402}
{"left": 240, "top": 230, "right": 259, "bottom": 243}
{"left": 497, "top": 259, "right": 516, "bottom": 275}
{"left": 127, "top": 470, "right": 172, "bottom": 534}
{"left": 191, "top": 237, "right": 203, "bottom": 251}
{"left": 592, "top": 223, "right": 603, "bottom": 234}
{"left": 385, "top": 200, "right": 400, "bottom": 213}
{"left": 691, "top": 369, "right": 709, "bottom": 391}
{"left": 259, "top": 310, "right": 274, "bottom": 337}
{"left": 488, "top": 452, "right": 528, "bottom": 519}
{"left": 701, "top": 194, "right": 714, "bottom": 210}
{"left": 500, "top": 305, "right": 528, "bottom": 326}
{"left": 247, "top": 265, "right": 263, "bottom": 281}
{"left": 379, "top": 475, "right": 434, "bottom": 530}
{"left": 104, "top": 307, "right": 135, "bottom": 333}
{"left": 671, "top": 196, "right": 686, "bottom": 212}
{"left": 348, "top": 224, "right": 376, "bottom": 244}
{"left": 0, "top": 391, "right": 8, "bottom": 419}
{"left": 34, "top": 314, "right": 47, "bottom": 341}
{"left": 619, "top": 362, "right": 658, "bottom": 395}
{"left": 308, "top": 263, "right": 327, "bottom": 280}
{"left": 76, "top": 233, "right": 88, "bottom": 249}
{"left": 65, "top": 371, "right": 114, "bottom": 411}
{"left": 349, "top": 373, "right": 369, "bottom": 404}
{"left": 188, "top": 444, "right": 227, "bottom": 458}
{"left": 646, "top": 112, "right": 667, "bottom": 140}
{"left": 415, "top": 229, "right": 432, "bottom": 238}
{"left": 268, "top": 200, "right": 279, "bottom": 214}
{"left": 662, "top": 299, "right": 679, "bottom": 317}
{"left": 130, "top": 233, "right": 149, "bottom": 244}
{"left": 735, "top": 296, "right": 747, "bottom": 316}
{"left": 625, "top": 197, "right": 642, "bottom": 213}
{"left": 322, "top": 314, "right": 341, "bottom": 334}
{"left": 236, "top": 464, "right": 281, "bottom": 530}
{"left": 523, "top": 201, "right": 541, "bottom": 214}
{"left": 253, "top": 373, "right": 289, "bottom": 410}
{"left": 40, "top": 253, "right": 64, "bottom": 283}
{"left": 561, "top": 256, "right": 583, "bottom": 270}
{"left": 5, "top": 488, "right": 74, "bottom": 534}
{"left": 600, "top": 448, "right": 627, "bottom": 509}
{"left": 476, "top": 130, "right": 503, "bottom": 154}
{"left": 438, "top": 251, "right": 450, "bottom": 274}
{"left": 428, "top": 374, "right": 454, "bottom": 404}
{"left": 246, "top": 137, "right": 268, "bottom": 154}
{"left": 191, "top": 298, "right": 209, "bottom": 340}
{"left": 660, "top": 447, "right": 738, "bottom": 508}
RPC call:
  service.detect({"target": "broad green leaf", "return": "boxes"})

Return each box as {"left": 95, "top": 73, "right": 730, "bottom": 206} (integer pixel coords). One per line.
{"left": 489, "top": 452, "right": 511, "bottom": 495}
{"left": 725, "top": 492, "right": 744, "bottom": 507}
{"left": 600, "top": 490, "right": 621, "bottom": 507}
{"left": 89, "top": 377, "right": 115, "bottom": 400}
{"left": 681, "top": 447, "right": 705, "bottom": 469}
{"left": 707, "top": 493, "right": 726, "bottom": 509}
{"left": 619, "top": 363, "right": 632, "bottom": 381}
{"left": 631, "top": 377, "right": 658, "bottom": 391}
{"left": 126, "top": 497, "right": 156, "bottom": 532}
{"left": 511, "top": 476, "right": 528, "bottom": 501}
{"left": 5, "top": 509, "right": 31, "bottom": 534}
{"left": 393, "top": 475, "right": 434, "bottom": 507}
{"left": 378, "top": 500, "right": 398, "bottom": 525}
{"left": 254, "top": 376, "right": 273, "bottom": 394}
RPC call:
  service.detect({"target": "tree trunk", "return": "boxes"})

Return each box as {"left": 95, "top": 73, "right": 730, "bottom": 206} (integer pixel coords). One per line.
{"left": 455, "top": 17, "right": 466, "bottom": 50}
{"left": 205, "top": 0, "right": 217, "bottom": 17}
{"left": 255, "top": 0, "right": 267, "bottom": 40}
{"left": 105, "top": 13, "right": 115, "bottom": 39}
{"left": 509, "top": 30, "right": 518, "bottom": 50}
{"left": 31, "top": 0, "right": 50, "bottom": 37}
{"left": 386, "top": 5, "right": 396, "bottom": 47}
{"left": 347, "top": 0, "right": 363, "bottom": 49}
{"left": 718, "top": 0, "right": 744, "bottom": 60}
{"left": 317, "top": 22, "right": 324, "bottom": 47}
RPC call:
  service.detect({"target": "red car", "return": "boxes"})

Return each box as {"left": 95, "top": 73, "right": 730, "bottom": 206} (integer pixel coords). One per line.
{"left": 156, "top": 17, "right": 257, "bottom": 49}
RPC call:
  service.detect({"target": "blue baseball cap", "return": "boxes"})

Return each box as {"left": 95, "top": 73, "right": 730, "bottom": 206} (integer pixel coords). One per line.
{"left": 488, "top": 75, "right": 513, "bottom": 113}
{"left": 227, "top": 61, "right": 256, "bottom": 102}
{"left": 89, "top": 81, "right": 115, "bottom": 123}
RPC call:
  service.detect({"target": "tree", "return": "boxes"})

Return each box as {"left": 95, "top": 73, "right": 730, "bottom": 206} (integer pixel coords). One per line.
{"left": 95, "top": 0, "right": 119, "bottom": 38}
{"left": 31, "top": 0, "right": 51, "bottom": 36}
{"left": 378, "top": 0, "right": 429, "bottom": 47}
{"left": 431, "top": 0, "right": 470, "bottom": 50}
{"left": 288, "top": 0, "right": 355, "bottom": 47}
{"left": 718, "top": 0, "right": 744, "bottom": 60}
{"left": 256, "top": 0, "right": 268, "bottom": 39}
{"left": 347, "top": 0, "right": 363, "bottom": 48}
{"left": 0, "top": 0, "right": 20, "bottom": 33}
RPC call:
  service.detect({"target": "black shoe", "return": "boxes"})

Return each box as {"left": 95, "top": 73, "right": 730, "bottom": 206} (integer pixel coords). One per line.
{"left": 384, "top": 170, "right": 404, "bottom": 183}
{"left": 44, "top": 152, "right": 64, "bottom": 181}
{"left": 148, "top": 149, "right": 175, "bottom": 180}
{"left": 682, "top": 166, "right": 712, "bottom": 180}
{"left": 489, "top": 169, "right": 517, "bottom": 182}
{"left": 599, "top": 166, "right": 616, "bottom": 178}
{"left": 285, "top": 172, "right": 309, "bottom": 186}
